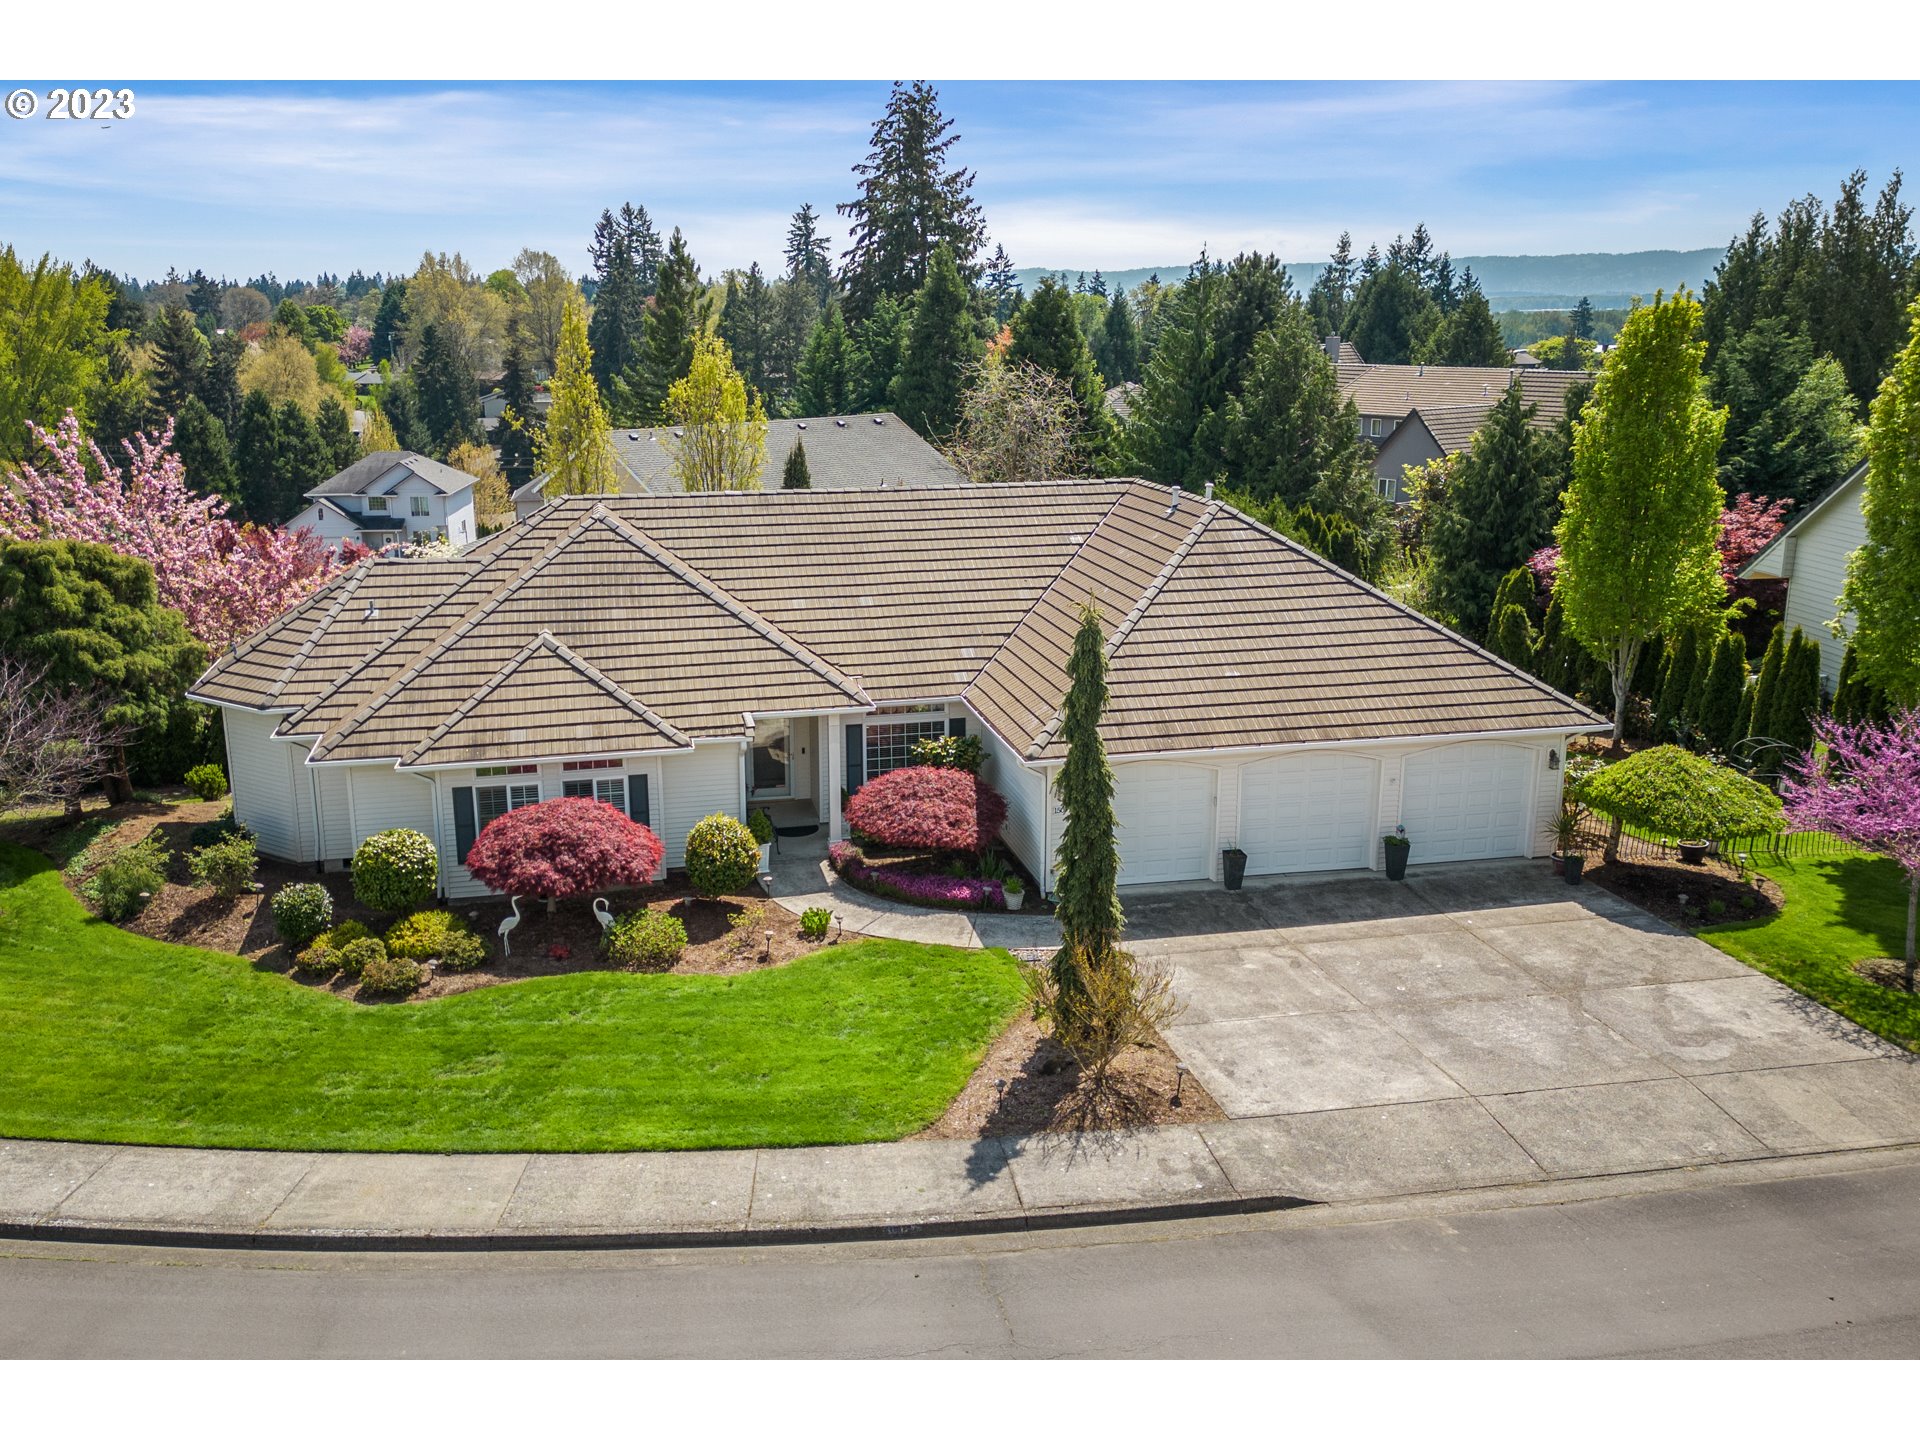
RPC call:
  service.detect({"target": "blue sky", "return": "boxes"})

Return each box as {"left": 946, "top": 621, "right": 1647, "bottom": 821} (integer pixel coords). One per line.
{"left": 1, "top": 80, "right": 1916, "bottom": 282}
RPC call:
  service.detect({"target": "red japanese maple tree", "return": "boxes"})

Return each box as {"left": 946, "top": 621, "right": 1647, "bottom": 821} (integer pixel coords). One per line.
{"left": 845, "top": 765, "right": 1007, "bottom": 853}
{"left": 464, "top": 796, "right": 663, "bottom": 909}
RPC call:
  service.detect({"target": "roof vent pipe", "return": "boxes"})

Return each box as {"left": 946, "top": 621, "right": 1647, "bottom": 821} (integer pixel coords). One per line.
{"left": 1204, "top": 481, "right": 1214, "bottom": 502}
{"left": 365, "top": 601, "right": 379, "bottom": 621}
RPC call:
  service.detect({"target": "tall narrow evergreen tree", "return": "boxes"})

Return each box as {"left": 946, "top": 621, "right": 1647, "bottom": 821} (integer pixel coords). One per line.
{"left": 1306, "top": 231, "right": 1357, "bottom": 339}
{"left": 1097, "top": 286, "right": 1141, "bottom": 385}
{"left": 848, "top": 293, "right": 908, "bottom": 412}
{"left": 412, "top": 323, "right": 478, "bottom": 455}
{"left": 496, "top": 329, "right": 538, "bottom": 485}
{"left": 1746, "top": 623, "right": 1788, "bottom": 747}
{"left": 315, "top": 396, "right": 358, "bottom": 473}
{"left": 782, "top": 437, "right": 811, "bottom": 489}
{"left": 1697, "top": 631, "right": 1749, "bottom": 753}
{"left": 1656, "top": 628, "right": 1702, "bottom": 735}
{"left": 622, "top": 228, "right": 711, "bottom": 424}
{"left": 983, "top": 243, "right": 1020, "bottom": 324}
{"left": 1428, "top": 382, "right": 1554, "bottom": 636}
{"left": 892, "top": 245, "right": 980, "bottom": 439}
{"left": 1766, "top": 628, "right": 1824, "bottom": 765}
{"left": 837, "top": 81, "right": 986, "bottom": 319}
{"left": 784, "top": 203, "right": 834, "bottom": 304}
{"left": 794, "top": 303, "right": 853, "bottom": 415}
{"left": 370, "top": 279, "right": 409, "bottom": 366}
{"left": 1052, "top": 600, "right": 1124, "bottom": 1005}
{"left": 716, "top": 263, "right": 777, "bottom": 400}
{"left": 587, "top": 203, "right": 659, "bottom": 396}
{"left": 148, "top": 305, "right": 206, "bottom": 419}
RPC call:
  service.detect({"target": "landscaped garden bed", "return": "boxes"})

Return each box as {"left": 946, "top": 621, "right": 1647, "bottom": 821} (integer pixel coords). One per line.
{"left": 833, "top": 760, "right": 1043, "bottom": 912}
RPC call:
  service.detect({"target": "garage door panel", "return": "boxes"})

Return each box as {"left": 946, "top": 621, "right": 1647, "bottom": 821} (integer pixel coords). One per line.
{"left": 1239, "top": 753, "right": 1378, "bottom": 875}
{"left": 1114, "top": 762, "right": 1214, "bottom": 884}
{"left": 1400, "top": 743, "right": 1532, "bottom": 863}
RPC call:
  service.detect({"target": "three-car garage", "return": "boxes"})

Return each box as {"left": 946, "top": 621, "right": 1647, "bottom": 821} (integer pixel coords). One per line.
{"left": 1107, "top": 739, "right": 1551, "bottom": 886}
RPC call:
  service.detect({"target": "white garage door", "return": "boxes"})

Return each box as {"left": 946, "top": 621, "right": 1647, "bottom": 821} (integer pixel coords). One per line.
{"left": 1399, "top": 743, "right": 1534, "bottom": 863}
{"left": 1239, "top": 752, "right": 1379, "bottom": 875}
{"left": 1113, "top": 762, "right": 1216, "bottom": 884}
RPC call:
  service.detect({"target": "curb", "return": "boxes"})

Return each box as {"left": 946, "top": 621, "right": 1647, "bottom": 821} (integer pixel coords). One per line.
{"left": 0, "top": 1190, "right": 1317, "bottom": 1253}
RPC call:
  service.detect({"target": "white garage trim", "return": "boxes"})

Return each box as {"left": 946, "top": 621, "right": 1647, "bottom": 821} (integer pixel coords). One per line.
{"left": 1398, "top": 741, "right": 1539, "bottom": 864}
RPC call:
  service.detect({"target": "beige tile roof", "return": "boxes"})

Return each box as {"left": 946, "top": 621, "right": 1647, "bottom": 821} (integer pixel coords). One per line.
{"left": 195, "top": 480, "right": 1602, "bottom": 768}
{"left": 1413, "top": 400, "right": 1564, "bottom": 457}
{"left": 1344, "top": 365, "right": 1592, "bottom": 420}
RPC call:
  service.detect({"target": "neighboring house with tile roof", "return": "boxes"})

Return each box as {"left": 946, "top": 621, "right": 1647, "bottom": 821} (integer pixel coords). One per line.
{"left": 1738, "top": 461, "right": 1868, "bottom": 688}
{"left": 1342, "top": 363, "right": 1591, "bottom": 449}
{"left": 195, "top": 481, "right": 1604, "bottom": 898}
{"left": 1367, "top": 399, "right": 1567, "bottom": 504}
{"left": 288, "top": 451, "right": 481, "bottom": 553}
{"left": 510, "top": 412, "right": 960, "bottom": 519}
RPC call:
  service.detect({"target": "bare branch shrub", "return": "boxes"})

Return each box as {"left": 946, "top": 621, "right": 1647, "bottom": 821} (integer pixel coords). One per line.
{"left": 945, "top": 358, "right": 1082, "bottom": 485}
{"left": 0, "top": 655, "right": 129, "bottom": 813}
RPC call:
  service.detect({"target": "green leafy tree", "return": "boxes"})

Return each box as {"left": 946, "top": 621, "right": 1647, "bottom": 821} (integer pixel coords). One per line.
{"left": 1050, "top": 601, "right": 1123, "bottom": 1012}
{"left": 1428, "top": 382, "right": 1554, "bottom": 636}
{"left": 666, "top": 335, "right": 767, "bottom": 492}
{"left": 837, "top": 81, "right": 986, "bottom": 319}
{"left": 621, "top": 228, "right": 711, "bottom": 424}
{"left": 892, "top": 244, "right": 981, "bottom": 439}
{"left": 794, "top": 303, "right": 853, "bottom": 415}
{"left": 1556, "top": 292, "right": 1730, "bottom": 746}
{"left": 781, "top": 437, "right": 811, "bottom": 489}
{"left": 412, "top": 322, "right": 478, "bottom": 455}
{"left": 534, "top": 292, "right": 618, "bottom": 498}
{"left": 0, "top": 539, "right": 203, "bottom": 801}
{"left": 0, "top": 248, "right": 113, "bottom": 463}
{"left": 1839, "top": 299, "right": 1920, "bottom": 706}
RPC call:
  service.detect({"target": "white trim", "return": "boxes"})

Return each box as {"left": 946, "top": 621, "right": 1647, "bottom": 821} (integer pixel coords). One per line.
{"left": 1096, "top": 725, "right": 1605, "bottom": 768}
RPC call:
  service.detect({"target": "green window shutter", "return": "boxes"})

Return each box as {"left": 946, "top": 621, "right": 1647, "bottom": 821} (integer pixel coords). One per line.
{"left": 452, "top": 786, "right": 477, "bottom": 863}
{"left": 629, "top": 774, "right": 650, "bottom": 828}
{"left": 844, "top": 723, "right": 864, "bottom": 794}
{"left": 947, "top": 716, "right": 967, "bottom": 739}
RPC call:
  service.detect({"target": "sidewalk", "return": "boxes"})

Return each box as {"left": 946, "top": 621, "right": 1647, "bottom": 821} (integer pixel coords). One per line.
{"left": 765, "top": 836, "right": 1060, "bottom": 951}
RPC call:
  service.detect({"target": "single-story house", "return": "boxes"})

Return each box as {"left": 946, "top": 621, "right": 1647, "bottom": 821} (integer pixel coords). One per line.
{"left": 195, "top": 482, "right": 1605, "bottom": 900}
{"left": 510, "top": 412, "right": 961, "bottom": 520}
{"left": 1341, "top": 363, "right": 1591, "bottom": 446}
{"left": 1738, "top": 461, "right": 1867, "bottom": 689}
{"left": 288, "top": 451, "right": 481, "bottom": 554}
{"left": 1368, "top": 399, "right": 1565, "bottom": 504}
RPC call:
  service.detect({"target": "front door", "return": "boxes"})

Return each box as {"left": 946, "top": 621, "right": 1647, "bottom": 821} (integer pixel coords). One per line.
{"left": 751, "top": 718, "right": 790, "bottom": 798}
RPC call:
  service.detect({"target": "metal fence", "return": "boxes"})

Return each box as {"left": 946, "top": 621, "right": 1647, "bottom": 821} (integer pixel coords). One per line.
{"left": 1606, "top": 824, "right": 1850, "bottom": 865}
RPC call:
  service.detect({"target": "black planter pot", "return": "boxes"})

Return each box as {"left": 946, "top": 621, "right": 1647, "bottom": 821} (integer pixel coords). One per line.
{"left": 1222, "top": 847, "right": 1247, "bottom": 891}
{"left": 1564, "top": 853, "right": 1586, "bottom": 886}
{"left": 1677, "top": 841, "right": 1709, "bottom": 866}
{"left": 1383, "top": 841, "right": 1410, "bottom": 881}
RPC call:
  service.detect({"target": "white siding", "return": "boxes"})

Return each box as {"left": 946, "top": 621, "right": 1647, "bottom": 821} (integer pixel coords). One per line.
{"left": 315, "top": 765, "right": 353, "bottom": 864}
{"left": 222, "top": 708, "right": 307, "bottom": 861}
{"left": 972, "top": 713, "right": 1049, "bottom": 882}
{"left": 660, "top": 743, "right": 744, "bottom": 868}
{"left": 1781, "top": 490, "right": 1866, "bottom": 689}
{"left": 347, "top": 766, "right": 435, "bottom": 848}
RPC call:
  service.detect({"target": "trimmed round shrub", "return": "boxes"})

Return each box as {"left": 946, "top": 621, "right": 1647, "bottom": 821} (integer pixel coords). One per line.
{"left": 463, "top": 796, "right": 664, "bottom": 903}
{"left": 188, "top": 832, "right": 257, "bottom": 897}
{"left": 436, "top": 931, "right": 488, "bottom": 971}
{"left": 291, "top": 940, "right": 341, "bottom": 976}
{"left": 270, "top": 882, "right": 333, "bottom": 948}
{"left": 358, "top": 948, "right": 426, "bottom": 996}
{"left": 684, "top": 813, "right": 760, "bottom": 897}
{"left": 323, "top": 919, "right": 373, "bottom": 948}
{"left": 351, "top": 828, "right": 439, "bottom": 913}
{"left": 746, "top": 808, "right": 775, "bottom": 845}
{"left": 604, "top": 909, "right": 688, "bottom": 969}
{"left": 184, "top": 763, "right": 229, "bottom": 801}
{"left": 384, "top": 909, "right": 475, "bottom": 962}
{"left": 844, "top": 765, "right": 1007, "bottom": 853}
{"left": 334, "top": 935, "right": 387, "bottom": 979}
{"left": 800, "top": 906, "right": 832, "bottom": 940}
{"left": 1575, "top": 744, "right": 1785, "bottom": 841}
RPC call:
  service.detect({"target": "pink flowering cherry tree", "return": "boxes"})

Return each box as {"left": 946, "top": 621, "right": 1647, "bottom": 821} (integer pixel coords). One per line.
{"left": 0, "top": 411, "right": 342, "bottom": 650}
{"left": 1783, "top": 710, "right": 1920, "bottom": 975}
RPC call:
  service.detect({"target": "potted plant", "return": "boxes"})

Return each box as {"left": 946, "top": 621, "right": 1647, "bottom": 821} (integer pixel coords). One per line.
{"left": 1221, "top": 846, "right": 1248, "bottom": 891}
{"left": 1382, "top": 825, "right": 1410, "bottom": 881}
{"left": 1003, "top": 875, "right": 1026, "bottom": 911}
{"left": 1547, "top": 805, "right": 1585, "bottom": 876}
{"left": 746, "top": 808, "right": 775, "bottom": 873}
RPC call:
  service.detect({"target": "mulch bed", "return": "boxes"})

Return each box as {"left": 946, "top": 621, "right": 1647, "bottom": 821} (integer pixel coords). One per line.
{"left": 1580, "top": 847, "right": 1781, "bottom": 930}
{"left": 1855, "top": 959, "right": 1920, "bottom": 995}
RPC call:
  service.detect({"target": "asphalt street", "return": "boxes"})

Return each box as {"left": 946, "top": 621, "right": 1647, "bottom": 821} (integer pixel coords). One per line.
{"left": 4, "top": 1153, "right": 1918, "bottom": 1359}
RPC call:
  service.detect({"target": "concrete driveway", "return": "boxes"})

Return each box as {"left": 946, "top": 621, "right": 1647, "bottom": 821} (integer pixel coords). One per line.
{"left": 1130, "top": 862, "right": 1920, "bottom": 1195}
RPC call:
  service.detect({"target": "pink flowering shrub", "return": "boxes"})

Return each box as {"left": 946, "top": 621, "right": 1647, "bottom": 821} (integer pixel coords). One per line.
{"left": 829, "top": 841, "right": 1007, "bottom": 911}
{"left": 464, "top": 796, "right": 664, "bottom": 903}
{"left": 338, "top": 324, "right": 372, "bottom": 365}
{"left": 1529, "top": 492, "right": 1793, "bottom": 596}
{"left": 0, "top": 411, "right": 339, "bottom": 649}
{"left": 844, "top": 765, "right": 1007, "bottom": 854}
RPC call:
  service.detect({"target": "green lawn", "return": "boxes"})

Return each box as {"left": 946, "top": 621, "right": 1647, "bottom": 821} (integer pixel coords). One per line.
{"left": 1700, "top": 847, "right": 1920, "bottom": 1053}
{"left": 0, "top": 841, "right": 1027, "bottom": 1153}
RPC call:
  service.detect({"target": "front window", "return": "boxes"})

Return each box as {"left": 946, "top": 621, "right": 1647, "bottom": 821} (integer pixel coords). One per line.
{"left": 475, "top": 781, "right": 539, "bottom": 829}
{"left": 563, "top": 776, "right": 626, "bottom": 810}
{"left": 865, "top": 713, "right": 950, "bottom": 778}
{"left": 366, "top": 496, "right": 388, "bottom": 513}
{"left": 411, "top": 496, "right": 430, "bottom": 517}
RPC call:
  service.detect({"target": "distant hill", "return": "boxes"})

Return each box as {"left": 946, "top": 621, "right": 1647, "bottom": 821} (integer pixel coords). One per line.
{"left": 1016, "top": 248, "right": 1725, "bottom": 313}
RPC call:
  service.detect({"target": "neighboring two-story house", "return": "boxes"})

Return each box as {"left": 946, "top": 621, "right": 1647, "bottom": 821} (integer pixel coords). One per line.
{"left": 287, "top": 452, "right": 481, "bottom": 553}
{"left": 1737, "top": 461, "right": 1868, "bottom": 689}
{"left": 1367, "top": 399, "right": 1568, "bottom": 503}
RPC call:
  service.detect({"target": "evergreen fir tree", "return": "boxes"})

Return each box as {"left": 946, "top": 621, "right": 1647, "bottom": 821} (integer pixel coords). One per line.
{"left": 716, "top": 264, "right": 777, "bottom": 400}
{"left": 1098, "top": 287, "right": 1140, "bottom": 385}
{"left": 1125, "top": 259, "right": 1223, "bottom": 488}
{"left": 412, "top": 323, "right": 478, "bottom": 456}
{"left": 378, "top": 375, "right": 432, "bottom": 454}
{"left": 1697, "top": 631, "right": 1748, "bottom": 753}
{"left": 837, "top": 82, "right": 986, "bottom": 319}
{"left": 1306, "top": 231, "right": 1356, "bottom": 339}
{"left": 784, "top": 204, "right": 834, "bottom": 304}
{"left": 892, "top": 245, "right": 980, "bottom": 439}
{"left": 1767, "top": 628, "right": 1823, "bottom": 764}
{"left": 1422, "top": 276, "right": 1509, "bottom": 366}
{"left": 170, "top": 395, "right": 236, "bottom": 504}
{"left": 1656, "top": 628, "right": 1701, "bottom": 735}
{"left": 1532, "top": 591, "right": 1569, "bottom": 689}
{"left": 781, "top": 437, "right": 811, "bottom": 489}
{"left": 623, "top": 228, "right": 711, "bottom": 424}
{"left": 587, "top": 203, "right": 659, "bottom": 395}
{"left": 1570, "top": 296, "right": 1596, "bottom": 340}
{"left": 1490, "top": 599, "right": 1536, "bottom": 669}
{"left": 199, "top": 332, "right": 245, "bottom": 432}
{"left": 148, "top": 305, "right": 206, "bottom": 419}
{"left": 370, "top": 279, "right": 408, "bottom": 365}
{"left": 496, "top": 329, "right": 539, "bottom": 485}
{"left": 1219, "top": 306, "right": 1372, "bottom": 512}
{"left": 1346, "top": 260, "right": 1436, "bottom": 366}
{"left": 315, "top": 397, "right": 358, "bottom": 473}
{"left": 848, "top": 293, "right": 908, "bottom": 412}
{"left": 1733, "top": 677, "right": 1755, "bottom": 748}
{"left": 1428, "top": 383, "right": 1554, "bottom": 636}
{"left": 983, "top": 243, "right": 1020, "bottom": 325}
{"left": 1052, "top": 601, "right": 1123, "bottom": 1004}
{"left": 1006, "top": 277, "right": 1105, "bottom": 426}
{"left": 1832, "top": 643, "right": 1891, "bottom": 725}
{"left": 1746, "top": 623, "right": 1788, "bottom": 743}
{"left": 795, "top": 303, "right": 853, "bottom": 415}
